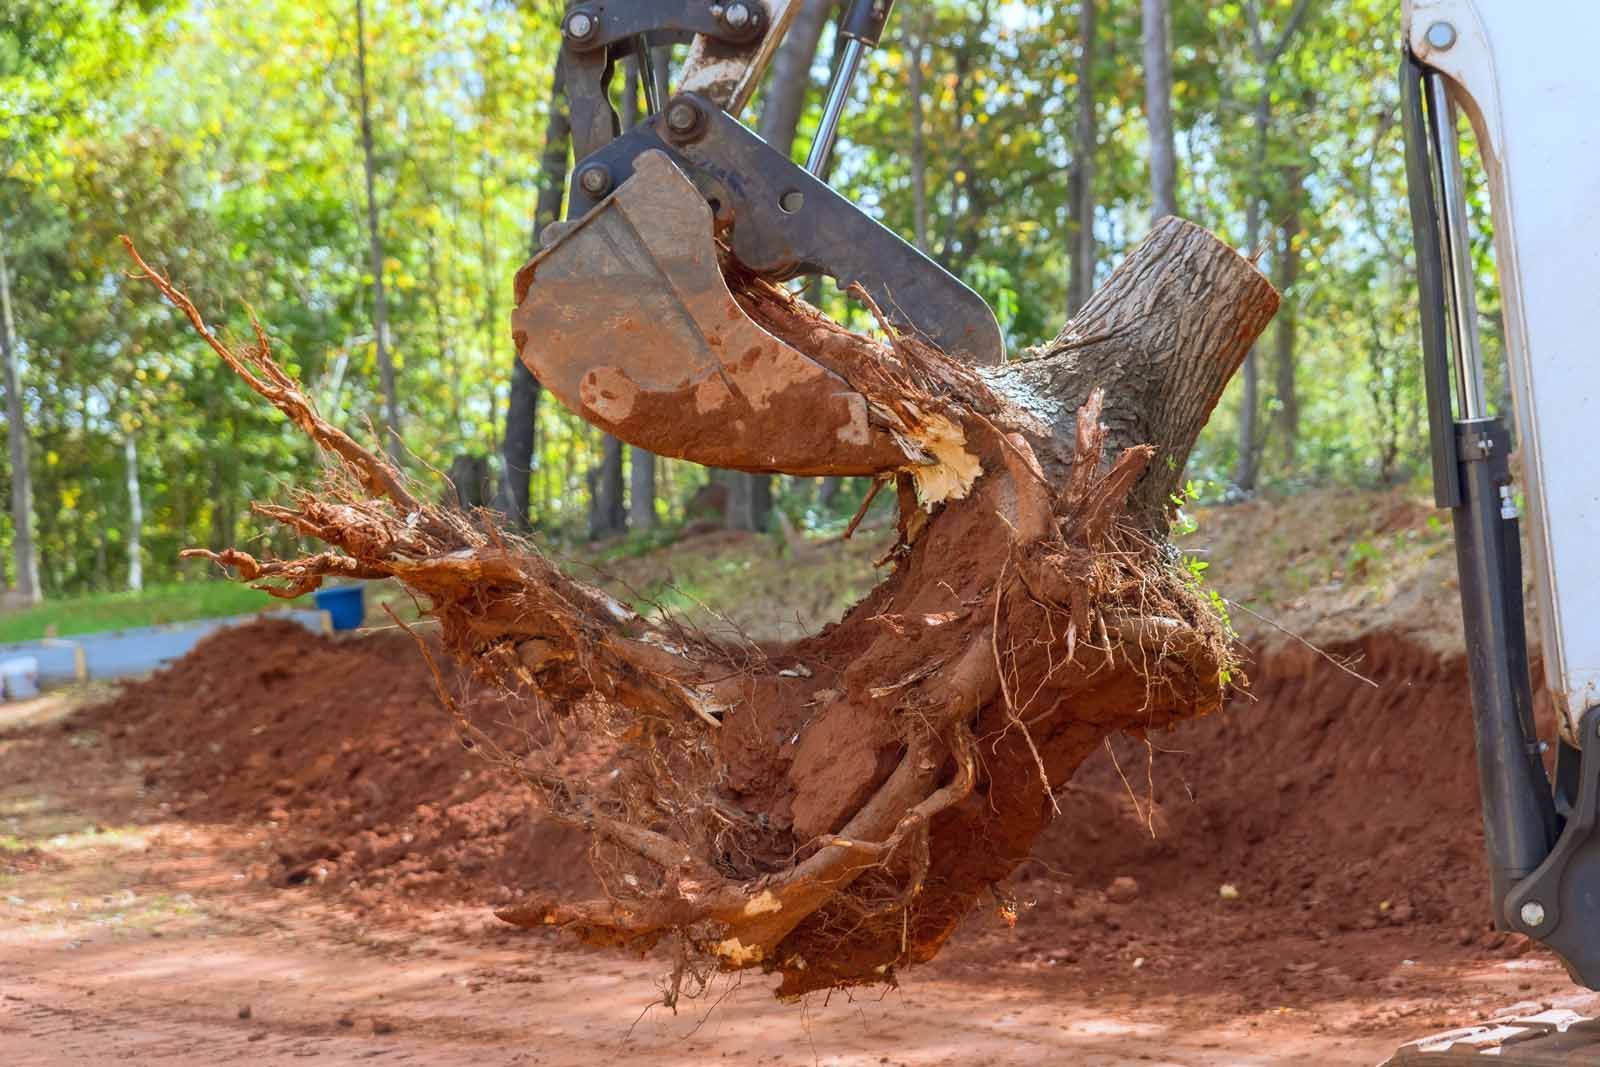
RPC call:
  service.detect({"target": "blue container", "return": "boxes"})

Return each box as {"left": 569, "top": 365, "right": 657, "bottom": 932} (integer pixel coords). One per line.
{"left": 313, "top": 584, "right": 366, "bottom": 632}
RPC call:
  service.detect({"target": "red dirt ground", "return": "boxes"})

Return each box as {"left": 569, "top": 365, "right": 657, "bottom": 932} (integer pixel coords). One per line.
{"left": 4, "top": 613, "right": 1595, "bottom": 1063}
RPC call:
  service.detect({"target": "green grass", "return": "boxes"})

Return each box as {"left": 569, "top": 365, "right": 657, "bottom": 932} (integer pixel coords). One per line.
{"left": 0, "top": 581, "right": 301, "bottom": 644}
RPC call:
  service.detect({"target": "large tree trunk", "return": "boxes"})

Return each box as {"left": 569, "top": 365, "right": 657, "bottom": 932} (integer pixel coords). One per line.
{"left": 132, "top": 214, "right": 1276, "bottom": 999}
{"left": 0, "top": 236, "right": 40, "bottom": 604}
{"left": 353, "top": 0, "right": 402, "bottom": 464}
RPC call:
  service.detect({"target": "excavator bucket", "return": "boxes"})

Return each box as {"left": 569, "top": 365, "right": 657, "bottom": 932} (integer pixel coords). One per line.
{"left": 509, "top": 150, "right": 911, "bottom": 478}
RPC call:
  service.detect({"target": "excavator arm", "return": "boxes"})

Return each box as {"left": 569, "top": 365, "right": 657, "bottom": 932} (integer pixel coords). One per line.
{"left": 516, "top": 0, "right": 1005, "bottom": 475}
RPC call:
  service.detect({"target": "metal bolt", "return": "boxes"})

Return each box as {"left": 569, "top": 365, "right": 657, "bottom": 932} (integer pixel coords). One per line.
{"left": 1520, "top": 900, "right": 1547, "bottom": 928}
{"left": 779, "top": 190, "right": 804, "bottom": 214}
{"left": 577, "top": 164, "right": 611, "bottom": 197}
{"left": 665, "top": 100, "right": 701, "bottom": 136}
{"left": 723, "top": 1, "right": 753, "bottom": 29}
{"left": 564, "top": 9, "right": 597, "bottom": 42}
{"left": 1425, "top": 21, "right": 1457, "bottom": 50}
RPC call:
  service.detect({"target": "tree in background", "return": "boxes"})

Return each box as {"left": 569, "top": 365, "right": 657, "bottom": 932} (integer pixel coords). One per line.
{"left": 1231, "top": 0, "right": 1313, "bottom": 493}
{"left": 0, "top": 0, "right": 1472, "bottom": 594}
{"left": 586, "top": 55, "right": 635, "bottom": 541}
{"left": 1067, "top": 0, "right": 1097, "bottom": 315}
{"left": 353, "top": 0, "right": 402, "bottom": 464}
{"left": 497, "top": 56, "right": 565, "bottom": 530}
{"left": 1142, "top": 0, "right": 1177, "bottom": 222}
{"left": 0, "top": 235, "right": 39, "bottom": 602}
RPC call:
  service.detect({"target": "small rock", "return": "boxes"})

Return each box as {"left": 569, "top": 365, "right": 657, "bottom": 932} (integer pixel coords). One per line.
{"left": 373, "top": 1018, "right": 396, "bottom": 1035}
{"left": 238, "top": 1005, "right": 252, "bottom": 1020}
{"left": 1106, "top": 876, "right": 1140, "bottom": 903}
{"left": 336, "top": 1015, "right": 355, "bottom": 1029}
{"left": 1219, "top": 883, "right": 1240, "bottom": 901}
{"left": 248, "top": 1032, "right": 267, "bottom": 1043}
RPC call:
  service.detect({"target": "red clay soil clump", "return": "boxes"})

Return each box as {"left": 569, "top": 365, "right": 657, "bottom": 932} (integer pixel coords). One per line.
{"left": 81, "top": 617, "right": 1520, "bottom": 1004}
{"left": 78, "top": 619, "right": 597, "bottom": 910}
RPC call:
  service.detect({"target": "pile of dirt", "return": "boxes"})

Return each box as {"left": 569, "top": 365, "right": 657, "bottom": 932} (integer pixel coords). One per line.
{"left": 78, "top": 619, "right": 597, "bottom": 913}
{"left": 931, "top": 630, "right": 1542, "bottom": 1013}
{"left": 79, "top": 613, "right": 1527, "bottom": 1005}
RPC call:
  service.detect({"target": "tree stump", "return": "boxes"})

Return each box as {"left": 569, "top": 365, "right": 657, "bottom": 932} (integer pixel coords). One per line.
{"left": 125, "top": 215, "right": 1276, "bottom": 998}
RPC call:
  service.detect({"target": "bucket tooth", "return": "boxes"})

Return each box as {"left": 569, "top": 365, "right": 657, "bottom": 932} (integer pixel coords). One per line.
{"left": 511, "top": 151, "right": 909, "bottom": 477}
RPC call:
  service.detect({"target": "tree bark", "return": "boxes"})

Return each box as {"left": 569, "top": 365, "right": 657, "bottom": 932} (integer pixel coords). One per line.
{"left": 1067, "top": 0, "right": 1098, "bottom": 315}
{"left": 905, "top": 10, "right": 931, "bottom": 252}
{"left": 1234, "top": 0, "right": 1312, "bottom": 492}
{"left": 125, "top": 434, "right": 143, "bottom": 592}
{"left": 0, "top": 235, "right": 40, "bottom": 604}
{"left": 1273, "top": 182, "right": 1301, "bottom": 471}
{"left": 353, "top": 0, "right": 401, "bottom": 464}
{"left": 496, "top": 59, "right": 567, "bottom": 529}
{"left": 628, "top": 447, "right": 656, "bottom": 530}
{"left": 1236, "top": 151, "right": 1265, "bottom": 492}
{"left": 618, "top": 58, "right": 657, "bottom": 534}
{"left": 1142, "top": 0, "right": 1178, "bottom": 222}
{"left": 587, "top": 434, "right": 626, "bottom": 539}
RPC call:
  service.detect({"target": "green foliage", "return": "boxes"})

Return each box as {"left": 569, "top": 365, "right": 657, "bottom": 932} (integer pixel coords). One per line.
{"left": 0, "top": 0, "right": 1492, "bottom": 599}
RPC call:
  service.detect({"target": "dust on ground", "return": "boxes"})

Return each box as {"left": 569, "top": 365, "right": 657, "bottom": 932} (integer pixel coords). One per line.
{"left": 4, "top": 486, "right": 1589, "bottom": 1065}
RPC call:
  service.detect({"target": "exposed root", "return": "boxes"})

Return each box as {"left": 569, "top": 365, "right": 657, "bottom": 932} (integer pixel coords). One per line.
{"left": 125, "top": 215, "right": 1264, "bottom": 998}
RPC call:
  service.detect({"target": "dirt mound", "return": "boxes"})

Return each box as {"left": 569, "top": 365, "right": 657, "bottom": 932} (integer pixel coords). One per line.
{"left": 79, "top": 616, "right": 1532, "bottom": 1007}
{"left": 928, "top": 631, "right": 1540, "bottom": 1014}
{"left": 79, "top": 619, "right": 596, "bottom": 911}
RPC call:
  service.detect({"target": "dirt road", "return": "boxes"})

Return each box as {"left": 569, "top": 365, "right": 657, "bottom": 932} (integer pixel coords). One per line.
{"left": 2, "top": 687, "right": 1595, "bottom": 1066}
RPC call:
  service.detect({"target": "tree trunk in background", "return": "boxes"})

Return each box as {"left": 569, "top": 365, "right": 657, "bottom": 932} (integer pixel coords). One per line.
{"left": 354, "top": 0, "right": 402, "bottom": 464}
{"left": 1142, "top": 0, "right": 1177, "bottom": 221}
{"left": 124, "top": 434, "right": 143, "bottom": 592}
{"left": 905, "top": 10, "right": 931, "bottom": 252}
{"left": 588, "top": 435, "right": 626, "bottom": 539}
{"left": 497, "top": 59, "right": 567, "bottom": 530}
{"left": 1234, "top": 0, "right": 1312, "bottom": 493}
{"left": 0, "top": 238, "right": 40, "bottom": 604}
{"left": 1236, "top": 160, "right": 1264, "bottom": 492}
{"left": 619, "top": 57, "right": 658, "bottom": 532}
{"left": 1273, "top": 179, "right": 1301, "bottom": 470}
{"left": 587, "top": 59, "right": 640, "bottom": 540}
{"left": 758, "top": 0, "right": 835, "bottom": 153}
{"left": 720, "top": 0, "right": 835, "bottom": 533}
{"left": 629, "top": 449, "right": 656, "bottom": 530}
{"left": 1067, "top": 0, "right": 1098, "bottom": 315}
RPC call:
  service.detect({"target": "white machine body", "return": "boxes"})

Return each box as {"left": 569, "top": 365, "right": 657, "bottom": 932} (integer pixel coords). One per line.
{"left": 1405, "top": 0, "right": 1600, "bottom": 743}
